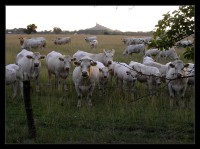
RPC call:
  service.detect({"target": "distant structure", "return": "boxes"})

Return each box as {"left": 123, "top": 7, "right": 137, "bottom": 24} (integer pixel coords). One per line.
{"left": 86, "top": 23, "right": 121, "bottom": 32}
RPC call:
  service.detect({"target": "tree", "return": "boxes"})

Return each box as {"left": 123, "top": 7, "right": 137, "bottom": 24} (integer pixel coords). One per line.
{"left": 24, "top": 24, "right": 37, "bottom": 34}
{"left": 53, "top": 27, "right": 62, "bottom": 34}
{"left": 148, "top": 5, "right": 195, "bottom": 60}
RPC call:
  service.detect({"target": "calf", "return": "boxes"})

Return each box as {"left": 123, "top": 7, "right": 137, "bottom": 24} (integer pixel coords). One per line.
{"left": 96, "top": 61, "right": 112, "bottom": 96}
{"left": 123, "top": 44, "right": 146, "bottom": 57}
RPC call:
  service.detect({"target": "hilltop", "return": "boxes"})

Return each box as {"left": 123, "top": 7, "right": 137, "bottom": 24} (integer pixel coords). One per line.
{"left": 86, "top": 23, "right": 121, "bottom": 32}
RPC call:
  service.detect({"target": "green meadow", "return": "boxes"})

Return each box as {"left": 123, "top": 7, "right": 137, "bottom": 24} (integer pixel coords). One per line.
{"left": 5, "top": 34, "right": 195, "bottom": 144}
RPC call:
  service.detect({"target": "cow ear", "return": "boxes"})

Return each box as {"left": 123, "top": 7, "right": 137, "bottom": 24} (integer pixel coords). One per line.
{"left": 59, "top": 57, "right": 64, "bottom": 61}
{"left": 40, "top": 55, "right": 45, "bottom": 59}
{"left": 26, "top": 55, "right": 32, "bottom": 59}
{"left": 108, "top": 68, "right": 112, "bottom": 72}
{"left": 72, "top": 58, "right": 76, "bottom": 61}
{"left": 91, "top": 61, "right": 97, "bottom": 66}
{"left": 169, "top": 63, "right": 175, "bottom": 68}
{"left": 184, "top": 63, "right": 189, "bottom": 68}
{"left": 74, "top": 61, "right": 80, "bottom": 66}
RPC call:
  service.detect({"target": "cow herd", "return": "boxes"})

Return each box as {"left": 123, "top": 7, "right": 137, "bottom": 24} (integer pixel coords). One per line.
{"left": 6, "top": 35, "right": 195, "bottom": 108}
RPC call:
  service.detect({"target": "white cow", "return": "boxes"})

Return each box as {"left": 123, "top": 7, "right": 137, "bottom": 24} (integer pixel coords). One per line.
{"left": 46, "top": 51, "right": 75, "bottom": 91}
{"left": 129, "top": 61, "right": 161, "bottom": 97}
{"left": 16, "top": 49, "right": 45, "bottom": 93}
{"left": 73, "top": 56, "right": 99, "bottom": 107}
{"left": 122, "top": 37, "right": 152, "bottom": 45}
{"left": 123, "top": 44, "right": 146, "bottom": 57}
{"left": 176, "top": 40, "right": 193, "bottom": 47}
{"left": 53, "top": 37, "right": 71, "bottom": 45}
{"left": 85, "top": 36, "right": 97, "bottom": 43}
{"left": 144, "top": 48, "right": 160, "bottom": 60}
{"left": 166, "top": 60, "right": 189, "bottom": 107}
{"left": 89, "top": 39, "right": 98, "bottom": 49}
{"left": 6, "top": 64, "right": 23, "bottom": 98}
{"left": 113, "top": 62, "right": 137, "bottom": 94}
{"left": 143, "top": 56, "right": 168, "bottom": 82}
{"left": 96, "top": 61, "right": 112, "bottom": 96}
{"left": 158, "top": 47, "right": 179, "bottom": 61}
{"left": 73, "top": 49, "right": 115, "bottom": 66}
{"left": 19, "top": 37, "right": 46, "bottom": 50}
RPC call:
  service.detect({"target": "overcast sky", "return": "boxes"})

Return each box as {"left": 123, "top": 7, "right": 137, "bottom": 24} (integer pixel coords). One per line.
{"left": 6, "top": 5, "right": 180, "bottom": 32}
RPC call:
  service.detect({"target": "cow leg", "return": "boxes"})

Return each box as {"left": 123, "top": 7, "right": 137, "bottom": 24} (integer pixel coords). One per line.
{"left": 98, "top": 83, "right": 103, "bottom": 96}
{"left": 147, "top": 79, "right": 153, "bottom": 99}
{"left": 47, "top": 70, "right": 52, "bottom": 86}
{"left": 19, "top": 81, "right": 24, "bottom": 99}
{"left": 35, "top": 76, "right": 40, "bottom": 92}
{"left": 168, "top": 84, "right": 175, "bottom": 108}
{"left": 55, "top": 75, "right": 61, "bottom": 90}
{"left": 64, "top": 79, "right": 68, "bottom": 91}
{"left": 180, "top": 86, "right": 187, "bottom": 108}
{"left": 75, "top": 85, "right": 82, "bottom": 107}
{"left": 87, "top": 84, "right": 95, "bottom": 106}
{"left": 168, "top": 84, "right": 175, "bottom": 98}
{"left": 12, "top": 81, "right": 18, "bottom": 99}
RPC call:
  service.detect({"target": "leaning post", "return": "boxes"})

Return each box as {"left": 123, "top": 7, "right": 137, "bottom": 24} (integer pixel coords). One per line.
{"left": 23, "top": 80, "right": 36, "bottom": 139}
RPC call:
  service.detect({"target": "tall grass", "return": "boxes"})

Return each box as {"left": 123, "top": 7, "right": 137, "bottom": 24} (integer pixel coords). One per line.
{"left": 5, "top": 34, "right": 195, "bottom": 144}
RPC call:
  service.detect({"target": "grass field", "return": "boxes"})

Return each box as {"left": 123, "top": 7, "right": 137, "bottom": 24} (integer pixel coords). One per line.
{"left": 5, "top": 34, "right": 195, "bottom": 144}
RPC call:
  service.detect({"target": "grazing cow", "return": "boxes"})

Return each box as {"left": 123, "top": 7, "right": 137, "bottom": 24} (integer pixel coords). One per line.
{"left": 73, "top": 49, "right": 115, "bottom": 66}
{"left": 123, "top": 44, "right": 146, "bottom": 57}
{"left": 16, "top": 49, "right": 45, "bottom": 93}
{"left": 85, "top": 36, "right": 97, "bottom": 43}
{"left": 53, "top": 37, "right": 71, "bottom": 45}
{"left": 19, "top": 37, "right": 46, "bottom": 50}
{"left": 96, "top": 61, "right": 112, "bottom": 96}
{"left": 143, "top": 56, "right": 168, "bottom": 82}
{"left": 122, "top": 37, "right": 152, "bottom": 45}
{"left": 129, "top": 61, "right": 161, "bottom": 97}
{"left": 6, "top": 64, "right": 23, "bottom": 98}
{"left": 46, "top": 51, "right": 75, "bottom": 91}
{"left": 73, "top": 56, "right": 99, "bottom": 107}
{"left": 113, "top": 62, "right": 137, "bottom": 94}
{"left": 166, "top": 60, "right": 189, "bottom": 107}
{"left": 158, "top": 47, "right": 179, "bottom": 61}
{"left": 176, "top": 40, "right": 193, "bottom": 47}
{"left": 89, "top": 39, "right": 98, "bottom": 49}
{"left": 144, "top": 48, "right": 160, "bottom": 60}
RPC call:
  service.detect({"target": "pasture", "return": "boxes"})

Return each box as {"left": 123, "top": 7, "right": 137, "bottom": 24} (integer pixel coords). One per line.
{"left": 5, "top": 34, "right": 195, "bottom": 144}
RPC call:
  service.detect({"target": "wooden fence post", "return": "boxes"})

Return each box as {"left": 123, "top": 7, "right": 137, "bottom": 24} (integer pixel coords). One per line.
{"left": 23, "top": 81, "right": 36, "bottom": 139}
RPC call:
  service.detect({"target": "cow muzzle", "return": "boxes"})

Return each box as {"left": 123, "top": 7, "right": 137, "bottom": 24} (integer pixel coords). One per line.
{"left": 82, "top": 71, "right": 88, "bottom": 77}
{"left": 34, "top": 63, "right": 39, "bottom": 67}
{"left": 177, "top": 73, "right": 182, "bottom": 78}
{"left": 107, "top": 61, "right": 112, "bottom": 65}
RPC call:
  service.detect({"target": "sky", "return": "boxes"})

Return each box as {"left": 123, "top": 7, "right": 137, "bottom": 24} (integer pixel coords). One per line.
{"left": 6, "top": 5, "right": 180, "bottom": 32}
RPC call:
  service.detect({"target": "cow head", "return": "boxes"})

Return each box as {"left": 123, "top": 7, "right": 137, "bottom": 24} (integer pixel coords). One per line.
{"left": 26, "top": 52, "right": 45, "bottom": 68}
{"left": 58, "top": 55, "right": 74, "bottom": 71}
{"left": 74, "top": 58, "right": 97, "bottom": 78}
{"left": 103, "top": 49, "right": 115, "bottom": 66}
{"left": 169, "top": 60, "right": 189, "bottom": 78}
